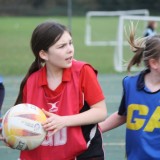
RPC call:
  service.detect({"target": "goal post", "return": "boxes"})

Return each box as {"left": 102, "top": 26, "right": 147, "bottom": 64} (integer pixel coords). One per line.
{"left": 85, "top": 9, "right": 149, "bottom": 46}
{"left": 115, "top": 15, "right": 160, "bottom": 72}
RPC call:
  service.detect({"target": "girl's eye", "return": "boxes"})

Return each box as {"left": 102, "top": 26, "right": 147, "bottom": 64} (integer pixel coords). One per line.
{"left": 69, "top": 41, "right": 73, "bottom": 45}
{"left": 59, "top": 44, "right": 65, "bottom": 48}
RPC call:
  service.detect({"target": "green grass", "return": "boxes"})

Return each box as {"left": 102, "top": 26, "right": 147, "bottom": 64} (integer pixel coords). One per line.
{"left": 0, "top": 16, "right": 116, "bottom": 76}
{"left": 1, "top": 16, "right": 157, "bottom": 75}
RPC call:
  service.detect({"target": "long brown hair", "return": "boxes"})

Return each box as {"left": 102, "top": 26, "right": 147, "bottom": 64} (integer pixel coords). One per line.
{"left": 126, "top": 22, "right": 160, "bottom": 72}
{"left": 15, "top": 21, "right": 69, "bottom": 105}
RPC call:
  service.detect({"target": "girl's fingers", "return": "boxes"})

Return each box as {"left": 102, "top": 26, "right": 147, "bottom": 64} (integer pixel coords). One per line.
{"left": 42, "top": 109, "right": 53, "bottom": 117}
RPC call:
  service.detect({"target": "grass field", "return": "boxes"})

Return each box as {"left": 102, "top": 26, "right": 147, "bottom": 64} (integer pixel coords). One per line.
{"left": 0, "top": 16, "right": 117, "bottom": 75}
{"left": 1, "top": 16, "right": 160, "bottom": 76}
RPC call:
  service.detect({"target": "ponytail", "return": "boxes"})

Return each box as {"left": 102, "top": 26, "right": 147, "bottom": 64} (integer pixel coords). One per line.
{"left": 15, "top": 58, "right": 42, "bottom": 105}
{"left": 125, "top": 22, "right": 147, "bottom": 72}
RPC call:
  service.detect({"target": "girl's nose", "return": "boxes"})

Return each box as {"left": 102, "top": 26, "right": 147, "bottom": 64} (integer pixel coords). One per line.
{"left": 67, "top": 44, "right": 73, "bottom": 53}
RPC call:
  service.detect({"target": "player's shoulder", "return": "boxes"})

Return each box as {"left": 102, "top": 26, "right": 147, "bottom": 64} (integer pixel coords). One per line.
{"left": 122, "top": 72, "right": 141, "bottom": 86}
{"left": 72, "top": 59, "right": 97, "bottom": 76}
{"left": 72, "top": 59, "right": 87, "bottom": 67}
{"left": 123, "top": 70, "right": 149, "bottom": 88}
{"left": 72, "top": 59, "right": 95, "bottom": 71}
{"left": 27, "top": 68, "right": 42, "bottom": 83}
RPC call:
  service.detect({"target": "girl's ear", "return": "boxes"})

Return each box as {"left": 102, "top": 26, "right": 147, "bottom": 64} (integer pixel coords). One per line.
{"left": 39, "top": 50, "right": 48, "bottom": 61}
{"left": 149, "top": 58, "right": 158, "bottom": 69}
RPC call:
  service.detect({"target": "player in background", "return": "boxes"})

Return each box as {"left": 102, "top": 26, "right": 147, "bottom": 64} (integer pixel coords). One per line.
{"left": 0, "top": 75, "right": 5, "bottom": 129}
{"left": 6, "top": 21, "right": 107, "bottom": 160}
{"left": 143, "top": 21, "right": 158, "bottom": 37}
{"left": 99, "top": 22, "right": 160, "bottom": 160}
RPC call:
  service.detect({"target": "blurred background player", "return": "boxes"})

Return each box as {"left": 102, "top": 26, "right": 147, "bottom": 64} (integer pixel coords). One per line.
{"left": 143, "top": 20, "right": 158, "bottom": 37}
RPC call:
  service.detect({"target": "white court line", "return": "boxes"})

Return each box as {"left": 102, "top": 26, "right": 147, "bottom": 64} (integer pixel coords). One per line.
{"left": 103, "top": 142, "right": 125, "bottom": 146}
{"left": 0, "top": 145, "right": 9, "bottom": 149}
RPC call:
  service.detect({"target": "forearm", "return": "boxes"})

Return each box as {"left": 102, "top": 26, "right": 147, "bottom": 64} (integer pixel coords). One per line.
{"left": 64, "top": 100, "right": 107, "bottom": 127}
{"left": 99, "top": 111, "right": 126, "bottom": 133}
{"left": 42, "top": 100, "right": 107, "bottom": 134}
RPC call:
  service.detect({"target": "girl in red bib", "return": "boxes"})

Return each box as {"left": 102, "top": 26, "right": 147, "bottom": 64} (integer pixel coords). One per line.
{"left": 13, "top": 21, "right": 107, "bottom": 160}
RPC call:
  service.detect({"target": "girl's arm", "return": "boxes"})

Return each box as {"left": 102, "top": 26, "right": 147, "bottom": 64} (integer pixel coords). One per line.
{"left": 42, "top": 64, "right": 107, "bottom": 135}
{"left": 99, "top": 111, "right": 126, "bottom": 133}
{"left": 42, "top": 100, "right": 107, "bottom": 135}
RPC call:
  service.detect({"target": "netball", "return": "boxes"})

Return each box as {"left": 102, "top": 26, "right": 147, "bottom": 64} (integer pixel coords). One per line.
{"left": 2, "top": 103, "right": 47, "bottom": 150}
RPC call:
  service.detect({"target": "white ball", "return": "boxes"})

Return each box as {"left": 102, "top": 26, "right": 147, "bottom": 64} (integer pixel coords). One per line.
{"left": 2, "top": 103, "right": 47, "bottom": 150}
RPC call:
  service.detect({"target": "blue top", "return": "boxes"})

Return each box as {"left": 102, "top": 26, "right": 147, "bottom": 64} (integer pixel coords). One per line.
{"left": 118, "top": 70, "right": 160, "bottom": 160}
{"left": 0, "top": 76, "right": 3, "bottom": 83}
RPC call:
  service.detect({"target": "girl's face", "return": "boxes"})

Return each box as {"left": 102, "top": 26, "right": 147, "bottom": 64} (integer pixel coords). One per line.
{"left": 149, "top": 58, "right": 160, "bottom": 74}
{"left": 41, "top": 31, "right": 74, "bottom": 69}
{"left": 156, "top": 58, "right": 160, "bottom": 73}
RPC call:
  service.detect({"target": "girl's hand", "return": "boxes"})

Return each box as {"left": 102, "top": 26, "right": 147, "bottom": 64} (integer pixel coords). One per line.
{"left": 42, "top": 109, "right": 66, "bottom": 136}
